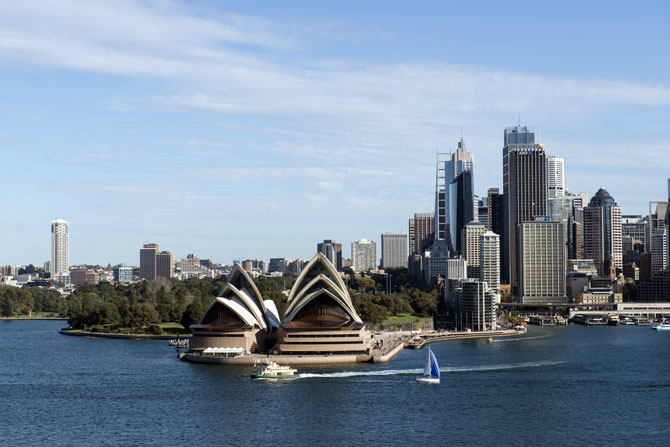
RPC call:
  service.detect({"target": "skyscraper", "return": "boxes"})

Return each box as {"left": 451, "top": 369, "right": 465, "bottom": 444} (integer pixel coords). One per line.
{"left": 409, "top": 213, "right": 434, "bottom": 256}
{"left": 434, "top": 136, "right": 473, "bottom": 251}
{"left": 648, "top": 201, "right": 668, "bottom": 274}
{"left": 352, "top": 239, "right": 377, "bottom": 273}
{"left": 548, "top": 195, "right": 582, "bottom": 259}
{"left": 453, "top": 280, "right": 496, "bottom": 331}
{"left": 621, "top": 215, "right": 646, "bottom": 247}
{"left": 448, "top": 169, "right": 474, "bottom": 254}
{"left": 502, "top": 125, "right": 547, "bottom": 292}
{"left": 317, "top": 240, "right": 343, "bottom": 271}
{"left": 408, "top": 212, "right": 434, "bottom": 277}
{"left": 667, "top": 179, "right": 670, "bottom": 271}
{"left": 140, "top": 243, "right": 159, "bottom": 280}
{"left": 156, "top": 250, "right": 173, "bottom": 278}
{"left": 583, "top": 188, "right": 623, "bottom": 276}
{"left": 487, "top": 188, "right": 502, "bottom": 234}
{"left": 480, "top": 231, "right": 500, "bottom": 293}
{"left": 518, "top": 221, "right": 566, "bottom": 304}
{"left": 461, "top": 223, "right": 486, "bottom": 278}
{"left": 547, "top": 156, "right": 565, "bottom": 199}
{"left": 381, "top": 233, "right": 408, "bottom": 269}
{"left": 50, "top": 219, "right": 69, "bottom": 276}
{"left": 650, "top": 229, "right": 667, "bottom": 274}
{"left": 447, "top": 136, "right": 474, "bottom": 181}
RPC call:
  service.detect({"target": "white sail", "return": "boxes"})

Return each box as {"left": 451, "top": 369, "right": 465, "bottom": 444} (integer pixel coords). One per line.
{"left": 423, "top": 348, "right": 432, "bottom": 376}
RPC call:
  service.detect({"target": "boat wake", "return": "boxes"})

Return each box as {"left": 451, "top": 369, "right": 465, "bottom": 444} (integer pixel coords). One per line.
{"left": 492, "top": 334, "right": 551, "bottom": 343}
{"left": 297, "top": 360, "right": 563, "bottom": 379}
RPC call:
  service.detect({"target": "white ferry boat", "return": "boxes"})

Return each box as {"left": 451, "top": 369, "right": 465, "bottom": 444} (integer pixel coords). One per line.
{"left": 251, "top": 360, "right": 298, "bottom": 379}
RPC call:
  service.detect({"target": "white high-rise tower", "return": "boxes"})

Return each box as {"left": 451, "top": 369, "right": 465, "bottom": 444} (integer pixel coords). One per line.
{"left": 547, "top": 156, "right": 565, "bottom": 199}
{"left": 50, "top": 219, "right": 69, "bottom": 276}
{"left": 479, "top": 231, "right": 500, "bottom": 292}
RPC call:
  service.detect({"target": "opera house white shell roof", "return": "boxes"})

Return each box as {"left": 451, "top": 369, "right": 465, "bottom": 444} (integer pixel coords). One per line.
{"left": 193, "top": 264, "right": 277, "bottom": 331}
{"left": 282, "top": 253, "right": 363, "bottom": 328}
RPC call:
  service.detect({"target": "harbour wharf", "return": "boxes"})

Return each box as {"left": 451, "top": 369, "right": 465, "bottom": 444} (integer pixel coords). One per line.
{"left": 406, "top": 329, "right": 522, "bottom": 349}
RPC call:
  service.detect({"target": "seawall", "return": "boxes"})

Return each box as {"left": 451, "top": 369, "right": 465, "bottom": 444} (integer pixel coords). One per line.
{"left": 59, "top": 328, "right": 191, "bottom": 341}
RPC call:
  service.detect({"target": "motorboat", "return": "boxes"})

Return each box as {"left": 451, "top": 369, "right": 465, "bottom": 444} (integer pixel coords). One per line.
{"left": 653, "top": 322, "right": 670, "bottom": 331}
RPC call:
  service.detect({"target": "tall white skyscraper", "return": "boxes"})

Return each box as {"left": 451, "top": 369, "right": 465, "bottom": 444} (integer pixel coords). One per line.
{"left": 352, "top": 239, "right": 377, "bottom": 273}
{"left": 50, "top": 219, "right": 69, "bottom": 276}
{"left": 461, "top": 223, "right": 486, "bottom": 278}
{"left": 547, "top": 156, "right": 565, "bottom": 199}
{"left": 651, "top": 228, "right": 667, "bottom": 274}
{"left": 480, "top": 231, "right": 500, "bottom": 292}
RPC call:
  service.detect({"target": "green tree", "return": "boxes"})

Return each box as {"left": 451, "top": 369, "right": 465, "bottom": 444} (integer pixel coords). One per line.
{"left": 91, "top": 301, "right": 121, "bottom": 326}
{"left": 408, "top": 290, "right": 437, "bottom": 316}
{"left": 180, "top": 301, "right": 206, "bottom": 330}
{"left": 123, "top": 303, "right": 159, "bottom": 330}
{"left": 358, "top": 277, "right": 376, "bottom": 292}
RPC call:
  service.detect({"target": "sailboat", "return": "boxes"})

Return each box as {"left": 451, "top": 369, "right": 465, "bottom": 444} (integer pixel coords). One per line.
{"left": 416, "top": 347, "right": 440, "bottom": 384}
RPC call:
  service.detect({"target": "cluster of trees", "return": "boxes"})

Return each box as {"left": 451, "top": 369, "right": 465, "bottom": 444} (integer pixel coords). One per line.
{"left": 66, "top": 277, "right": 229, "bottom": 333}
{"left": 1, "top": 286, "right": 68, "bottom": 317}
{"left": 351, "top": 290, "right": 437, "bottom": 324}
{"left": 1, "top": 266, "right": 439, "bottom": 332}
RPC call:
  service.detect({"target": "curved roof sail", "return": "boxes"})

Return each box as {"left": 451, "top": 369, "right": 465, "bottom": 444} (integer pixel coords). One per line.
{"left": 282, "top": 253, "right": 363, "bottom": 327}
{"left": 192, "top": 264, "right": 274, "bottom": 331}
{"left": 226, "top": 265, "right": 269, "bottom": 325}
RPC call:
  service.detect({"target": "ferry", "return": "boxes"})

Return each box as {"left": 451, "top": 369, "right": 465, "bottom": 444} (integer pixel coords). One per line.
{"left": 251, "top": 360, "right": 298, "bottom": 380}
{"left": 571, "top": 314, "right": 607, "bottom": 325}
{"left": 587, "top": 315, "right": 607, "bottom": 325}
{"left": 620, "top": 316, "right": 635, "bottom": 325}
{"left": 654, "top": 322, "right": 670, "bottom": 331}
{"left": 607, "top": 315, "right": 620, "bottom": 326}
{"left": 555, "top": 316, "right": 567, "bottom": 326}
{"left": 635, "top": 317, "right": 651, "bottom": 326}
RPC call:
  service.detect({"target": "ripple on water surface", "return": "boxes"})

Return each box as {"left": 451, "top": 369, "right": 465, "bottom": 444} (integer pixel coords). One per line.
{"left": 2, "top": 321, "right": 670, "bottom": 446}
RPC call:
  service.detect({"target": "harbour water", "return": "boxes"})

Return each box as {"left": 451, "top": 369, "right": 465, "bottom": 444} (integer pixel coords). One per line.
{"left": 2, "top": 320, "right": 670, "bottom": 446}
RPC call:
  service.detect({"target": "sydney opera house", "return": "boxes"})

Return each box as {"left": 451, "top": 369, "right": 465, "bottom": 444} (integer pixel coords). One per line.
{"left": 183, "top": 253, "right": 372, "bottom": 364}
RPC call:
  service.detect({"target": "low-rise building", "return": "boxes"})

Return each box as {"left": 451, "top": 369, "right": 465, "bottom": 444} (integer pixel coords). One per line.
{"left": 71, "top": 269, "right": 99, "bottom": 286}
{"left": 113, "top": 264, "right": 133, "bottom": 283}
{"left": 575, "top": 288, "right": 623, "bottom": 305}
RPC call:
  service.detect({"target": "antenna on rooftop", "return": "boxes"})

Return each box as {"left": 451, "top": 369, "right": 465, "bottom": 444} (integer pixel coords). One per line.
{"left": 518, "top": 112, "right": 521, "bottom": 127}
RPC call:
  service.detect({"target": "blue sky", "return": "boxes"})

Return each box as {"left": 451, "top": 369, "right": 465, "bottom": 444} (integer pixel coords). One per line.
{"left": 1, "top": 0, "right": 669, "bottom": 266}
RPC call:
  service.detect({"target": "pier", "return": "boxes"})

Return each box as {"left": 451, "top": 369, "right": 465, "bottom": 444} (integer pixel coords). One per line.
{"left": 405, "top": 329, "right": 522, "bottom": 349}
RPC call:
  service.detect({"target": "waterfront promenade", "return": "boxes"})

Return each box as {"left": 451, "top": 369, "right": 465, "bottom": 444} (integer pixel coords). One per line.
{"left": 181, "top": 328, "right": 522, "bottom": 365}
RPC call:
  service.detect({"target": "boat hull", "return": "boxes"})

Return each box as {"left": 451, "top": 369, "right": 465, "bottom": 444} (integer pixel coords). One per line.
{"left": 416, "top": 377, "right": 440, "bottom": 384}
{"left": 251, "top": 374, "right": 299, "bottom": 380}
{"left": 653, "top": 326, "right": 670, "bottom": 331}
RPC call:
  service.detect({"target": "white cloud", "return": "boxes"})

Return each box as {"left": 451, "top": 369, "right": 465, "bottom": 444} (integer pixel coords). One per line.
{"left": 1, "top": 0, "right": 669, "bottom": 263}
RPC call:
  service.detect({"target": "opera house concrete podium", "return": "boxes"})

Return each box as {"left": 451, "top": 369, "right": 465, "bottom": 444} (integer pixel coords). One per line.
{"left": 183, "top": 253, "right": 371, "bottom": 365}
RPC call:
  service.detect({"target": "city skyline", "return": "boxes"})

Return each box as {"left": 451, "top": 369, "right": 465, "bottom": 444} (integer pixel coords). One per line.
{"left": 2, "top": 1, "right": 670, "bottom": 265}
